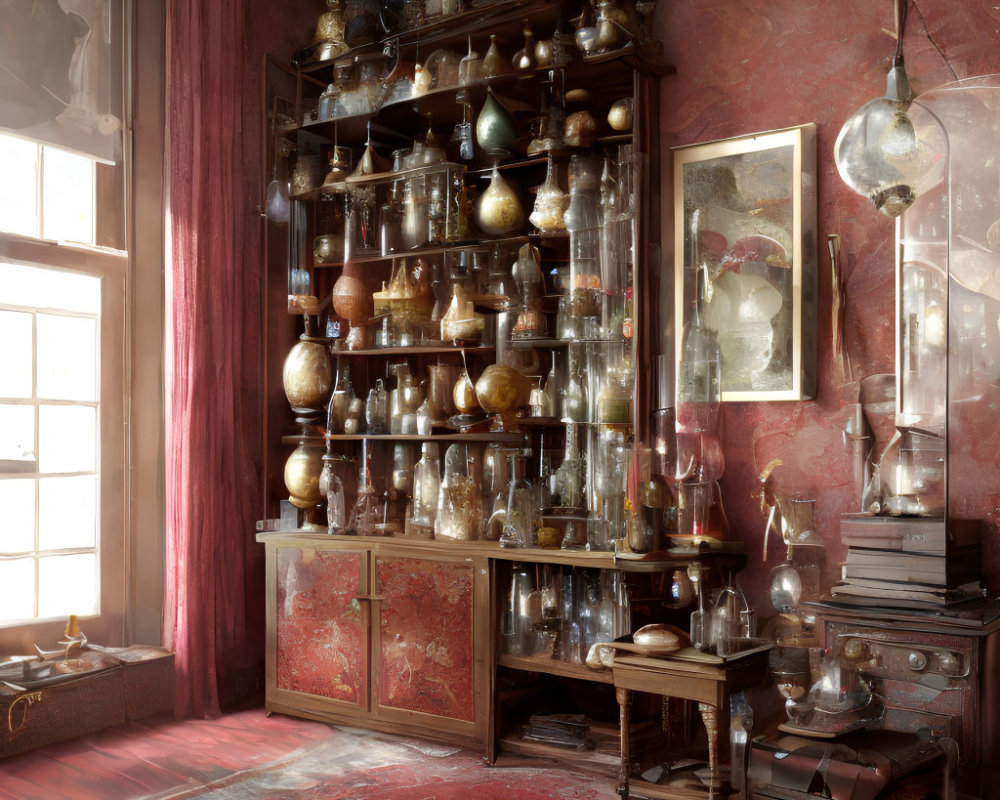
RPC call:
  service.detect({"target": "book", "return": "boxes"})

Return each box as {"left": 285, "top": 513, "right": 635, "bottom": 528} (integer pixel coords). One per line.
{"left": 839, "top": 514, "right": 982, "bottom": 557}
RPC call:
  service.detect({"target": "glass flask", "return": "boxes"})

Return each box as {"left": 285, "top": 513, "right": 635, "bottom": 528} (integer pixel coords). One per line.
{"left": 529, "top": 154, "right": 568, "bottom": 234}
{"left": 476, "top": 92, "right": 516, "bottom": 155}
{"left": 564, "top": 155, "right": 602, "bottom": 331}
{"left": 435, "top": 443, "right": 481, "bottom": 540}
{"left": 500, "top": 451, "right": 536, "bottom": 548}
{"left": 481, "top": 34, "right": 510, "bottom": 78}
{"left": 675, "top": 231, "right": 722, "bottom": 483}
{"left": 512, "top": 22, "right": 535, "bottom": 72}
{"left": 476, "top": 165, "right": 524, "bottom": 235}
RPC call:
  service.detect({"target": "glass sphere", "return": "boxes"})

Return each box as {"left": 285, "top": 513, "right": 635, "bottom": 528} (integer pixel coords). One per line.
{"left": 834, "top": 72, "right": 946, "bottom": 217}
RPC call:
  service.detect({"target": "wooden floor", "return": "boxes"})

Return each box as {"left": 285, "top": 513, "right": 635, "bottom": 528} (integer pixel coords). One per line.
{"left": 0, "top": 708, "right": 619, "bottom": 800}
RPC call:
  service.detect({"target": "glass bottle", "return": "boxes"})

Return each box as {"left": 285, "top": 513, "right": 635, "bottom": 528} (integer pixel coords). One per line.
{"left": 365, "top": 378, "right": 387, "bottom": 433}
{"left": 511, "top": 243, "right": 545, "bottom": 340}
{"left": 529, "top": 153, "right": 568, "bottom": 234}
{"left": 435, "top": 443, "right": 480, "bottom": 540}
{"left": 349, "top": 440, "right": 380, "bottom": 536}
{"left": 675, "top": 217, "right": 722, "bottom": 483}
{"left": 427, "top": 172, "right": 447, "bottom": 245}
{"left": 512, "top": 22, "right": 535, "bottom": 73}
{"left": 406, "top": 442, "right": 440, "bottom": 538}
{"left": 380, "top": 181, "right": 404, "bottom": 256}
{"left": 500, "top": 451, "right": 536, "bottom": 548}
{"left": 483, "top": 445, "right": 510, "bottom": 541}
{"left": 689, "top": 563, "right": 710, "bottom": 650}
{"left": 330, "top": 362, "right": 356, "bottom": 434}
{"left": 401, "top": 177, "right": 428, "bottom": 249}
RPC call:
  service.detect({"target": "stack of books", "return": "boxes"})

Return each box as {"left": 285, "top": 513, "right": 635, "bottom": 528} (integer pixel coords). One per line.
{"left": 830, "top": 515, "right": 983, "bottom": 609}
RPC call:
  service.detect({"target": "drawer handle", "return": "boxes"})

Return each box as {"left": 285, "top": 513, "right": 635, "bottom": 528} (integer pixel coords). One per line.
{"left": 353, "top": 595, "right": 384, "bottom": 602}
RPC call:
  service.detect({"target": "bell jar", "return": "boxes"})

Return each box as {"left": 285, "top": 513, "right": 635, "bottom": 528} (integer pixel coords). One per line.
{"left": 895, "top": 75, "right": 1000, "bottom": 525}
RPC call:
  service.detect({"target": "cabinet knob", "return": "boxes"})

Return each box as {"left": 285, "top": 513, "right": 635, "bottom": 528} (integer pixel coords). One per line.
{"left": 908, "top": 650, "right": 928, "bottom": 671}
{"left": 937, "top": 651, "right": 960, "bottom": 673}
{"left": 844, "top": 639, "right": 868, "bottom": 660}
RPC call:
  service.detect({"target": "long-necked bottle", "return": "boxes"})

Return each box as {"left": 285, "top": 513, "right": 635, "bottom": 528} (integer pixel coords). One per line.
{"left": 675, "top": 209, "right": 722, "bottom": 483}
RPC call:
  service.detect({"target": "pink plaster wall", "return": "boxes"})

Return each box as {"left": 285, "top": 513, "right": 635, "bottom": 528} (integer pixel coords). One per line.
{"left": 652, "top": 1, "right": 1000, "bottom": 611}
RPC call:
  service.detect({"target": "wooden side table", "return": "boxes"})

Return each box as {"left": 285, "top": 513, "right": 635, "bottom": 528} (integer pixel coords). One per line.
{"left": 611, "top": 646, "right": 770, "bottom": 800}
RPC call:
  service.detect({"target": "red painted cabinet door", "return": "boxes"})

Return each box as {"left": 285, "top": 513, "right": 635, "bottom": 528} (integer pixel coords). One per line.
{"left": 374, "top": 555, "right": 477, "bottom": 724}
{"left": 274, "top": 546, "right": 367, "bottom": 707}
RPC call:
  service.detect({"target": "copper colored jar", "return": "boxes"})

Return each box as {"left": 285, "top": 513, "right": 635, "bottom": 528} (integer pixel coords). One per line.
{"left": 331, "top": 263, "right": 372, "bottom": 323}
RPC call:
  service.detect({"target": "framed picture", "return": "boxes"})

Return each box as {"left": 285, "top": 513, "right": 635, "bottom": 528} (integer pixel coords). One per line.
{"left": 674, "top": 124, "right": 817, "bottom": 401}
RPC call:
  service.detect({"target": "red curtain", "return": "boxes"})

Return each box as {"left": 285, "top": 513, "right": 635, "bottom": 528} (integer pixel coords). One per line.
{"left": 164, "top": 0, "right": 264, "bottom": 718}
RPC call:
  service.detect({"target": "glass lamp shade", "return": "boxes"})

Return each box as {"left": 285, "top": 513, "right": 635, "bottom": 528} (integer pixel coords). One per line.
{"left": 834, "top": 67, "right": 946, "bottom": 217}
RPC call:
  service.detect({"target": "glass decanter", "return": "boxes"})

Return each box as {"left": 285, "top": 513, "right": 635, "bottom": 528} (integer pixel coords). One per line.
{"left": 500, "top": 451, "right": 536, "bottom": 548}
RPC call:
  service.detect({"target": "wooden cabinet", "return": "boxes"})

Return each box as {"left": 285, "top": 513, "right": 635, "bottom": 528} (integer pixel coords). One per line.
{"left": 263, "top": 536, "right": 490, "bottom": 748}
{"left": 257, "top": 0, "right": 694, "bottom": 765}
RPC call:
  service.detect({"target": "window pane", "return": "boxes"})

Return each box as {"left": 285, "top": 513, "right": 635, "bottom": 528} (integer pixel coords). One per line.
{"left": 0, "top": 134, "right": 39, "bottom": 238}
{"left": 39, "top": 404, "right": 96, "bottom": 473}
{"left": 38, "top": 553, "right": 98, "bottom": 618}
{"left": 39, "top": 476, "right": 96, "bottom": 551}
{"left": 0, "top": 310, "right": 33, "bottom": 399}
{"left": 42, "top": 147, "right": 95, "bottom": 245}
{"left": 0, "top": 558, "right": 35, "bottom": 621}
{"left": 0, "top": 479, "right": 35, "bottom": 554}
{"left": 37, "top": 314, "right": 97, "bottom": 401}
{"left": 0, "top": 404, "right": 35, "bottom": 463}
{"left": 0, "top": 261, "right": 101, "bottom": 314}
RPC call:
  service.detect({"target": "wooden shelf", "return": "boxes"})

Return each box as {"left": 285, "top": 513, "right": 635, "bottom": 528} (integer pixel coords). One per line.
{"left": 330, "top": 344, "right": 495, "bottom": 356}
{"left": 321, "top": 431, "right": 524, "bottom": 443}
{"left": 498, "top": 652, "right": 613, "bottom": 684}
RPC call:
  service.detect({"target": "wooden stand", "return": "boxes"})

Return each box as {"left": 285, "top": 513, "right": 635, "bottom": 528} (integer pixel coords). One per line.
{"left": 611, "top": 646, "right": 770, "bottom": 800}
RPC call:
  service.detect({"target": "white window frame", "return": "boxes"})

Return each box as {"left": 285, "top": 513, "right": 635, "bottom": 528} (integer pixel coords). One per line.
{"left": 0, "top": 236, "right": 127, "bottom": 648}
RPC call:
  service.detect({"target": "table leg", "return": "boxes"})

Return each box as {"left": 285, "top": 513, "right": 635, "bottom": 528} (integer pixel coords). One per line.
{"left": 699, "top": 701, "right": 719, "bottom": 800}
{"left": 617, "top": 687, "right": 631, "bottom": 800}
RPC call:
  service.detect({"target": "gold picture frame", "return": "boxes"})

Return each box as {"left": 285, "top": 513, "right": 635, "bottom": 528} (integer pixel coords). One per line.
{"left": 674, "top": 124, "right": 817, "bottom": 401}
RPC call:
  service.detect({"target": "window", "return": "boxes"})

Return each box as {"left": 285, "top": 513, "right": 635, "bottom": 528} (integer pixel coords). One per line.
{"left": 0, "top": 0, "right": 165, "bottom": 650}
{"left": 0, "top": 143, "right": 126, "bottom": 638}
{"left": 0, "top": 262, "right": 103, "bottom": 624}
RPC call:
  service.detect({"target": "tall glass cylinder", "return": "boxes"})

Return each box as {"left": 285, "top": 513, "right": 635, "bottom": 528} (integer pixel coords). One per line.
{"left": 563, "top": 154, "right": 602, "bottom": 339}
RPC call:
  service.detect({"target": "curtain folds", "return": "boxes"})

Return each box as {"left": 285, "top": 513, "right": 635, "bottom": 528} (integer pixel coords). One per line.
{"left": 164, "top": 0, "right": 263, "bottom": 718}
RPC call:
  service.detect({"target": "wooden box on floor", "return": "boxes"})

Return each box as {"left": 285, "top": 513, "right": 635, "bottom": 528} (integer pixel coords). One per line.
{"left": 0, "top": 646, "right": 174, "bottom": 759}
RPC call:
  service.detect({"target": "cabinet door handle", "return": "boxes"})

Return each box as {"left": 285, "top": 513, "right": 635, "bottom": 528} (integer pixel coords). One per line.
{"left": 354, "top": 595, "right": 384, "bottom": 602}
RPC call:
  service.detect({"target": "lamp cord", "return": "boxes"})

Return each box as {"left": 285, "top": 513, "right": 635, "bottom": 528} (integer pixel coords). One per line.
{"left": 893, "top": 0, "right": 908, "bottom": 67}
